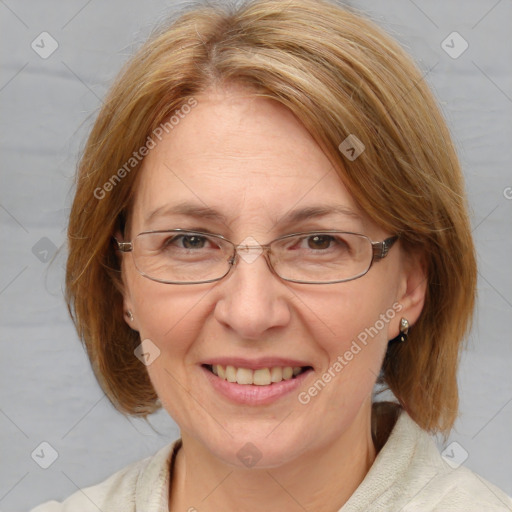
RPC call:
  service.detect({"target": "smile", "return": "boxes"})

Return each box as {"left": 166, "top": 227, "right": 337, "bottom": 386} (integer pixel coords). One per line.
{"left": 204, "top": 364, "right": 311, "bottom": 385}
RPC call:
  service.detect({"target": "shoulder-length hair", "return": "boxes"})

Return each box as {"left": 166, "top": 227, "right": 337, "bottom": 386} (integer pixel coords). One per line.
{"left": 66, "top": 0, "right": 476, "bottom": 434}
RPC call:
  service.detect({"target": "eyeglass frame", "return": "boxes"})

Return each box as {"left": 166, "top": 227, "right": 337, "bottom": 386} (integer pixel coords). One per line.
{"left": 115, "top": 228, "right": 399, "bottom": 285}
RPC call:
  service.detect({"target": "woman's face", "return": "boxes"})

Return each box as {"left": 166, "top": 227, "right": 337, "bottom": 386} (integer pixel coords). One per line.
{"left": 122, "top": 85, "right": 421, "bottom": 468}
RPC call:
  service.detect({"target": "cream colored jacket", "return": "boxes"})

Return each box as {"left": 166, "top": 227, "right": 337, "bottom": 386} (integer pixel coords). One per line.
{"left": 31, "top": 411, "right": 512, "bottom": 511}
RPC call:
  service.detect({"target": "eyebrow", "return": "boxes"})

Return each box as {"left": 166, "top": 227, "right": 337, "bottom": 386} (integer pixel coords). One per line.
{"left": 145, "top": 201, "right": 362, "bottom": 227}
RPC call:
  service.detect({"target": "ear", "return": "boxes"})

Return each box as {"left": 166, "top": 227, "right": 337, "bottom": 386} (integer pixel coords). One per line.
{"left": 123, "top": 308, "right": 137, "bottom": 330}
{"left": 115, "top": 229, "right": 140, "bottom": 332}
{"left": 392, "top": 249, "right": 427, "bottom": 336}
{"left": 122, "top": 290, "right": 140, "bottom": 333}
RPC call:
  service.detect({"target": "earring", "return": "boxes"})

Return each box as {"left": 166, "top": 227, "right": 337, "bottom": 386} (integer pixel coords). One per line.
{"left": 389, "top": 317, "right": 409, "bottom": 344}
{"left": 126, "top": 310, "right": 134, "bottom": 321}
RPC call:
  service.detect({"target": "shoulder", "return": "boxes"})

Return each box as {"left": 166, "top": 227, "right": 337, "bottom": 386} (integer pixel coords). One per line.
{"left": 29, "top": 441, "right": 179, "bottom": 512}
{"left": 414, "top": 464, "right": 512, "bottom": 511}
{"left": 394, "top": 414, "right": 512, "bottom": 511}
{"left": 401, "top": 417, "right": 512, "bottom": 511}
{"left": 343, "top": 409, "right": 512, "bottom": 511}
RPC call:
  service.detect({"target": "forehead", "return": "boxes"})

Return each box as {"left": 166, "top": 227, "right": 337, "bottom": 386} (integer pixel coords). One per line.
{"left": 130, "top": 86, "right": 369, "bottom": 235}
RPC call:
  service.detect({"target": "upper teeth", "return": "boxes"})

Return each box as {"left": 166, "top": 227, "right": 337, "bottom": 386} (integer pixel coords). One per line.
{"left": 211, "top": 365, "right": 304, "bottom": 385}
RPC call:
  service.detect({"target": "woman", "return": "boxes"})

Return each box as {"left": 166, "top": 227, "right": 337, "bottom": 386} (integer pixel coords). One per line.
{"left": 32, "top": 0, "right": 512, "bottom": 510}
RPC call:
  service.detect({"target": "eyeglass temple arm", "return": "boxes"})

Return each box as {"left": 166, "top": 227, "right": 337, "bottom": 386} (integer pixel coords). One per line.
{"left": 372, "top": 235, "right": 399, "bottom": 261}
{"left": 114, "top": 237, "right": 133, "bottom": 253}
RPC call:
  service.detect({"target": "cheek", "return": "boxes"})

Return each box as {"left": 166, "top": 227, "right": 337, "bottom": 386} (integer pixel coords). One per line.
{"left": 306, "top": 282, "right": 395, "bottom": 348}
{"left": 125, "top": 267, "right": 214, "bottom": 399}
{"left": 132, "top": 282, "right": 211, "bottom": 348}
{"left": 301, "top": 282, "right": 397, "bottom": 392}
{"left": 124, "top": 250, "right": 209, "bottom": 341}
{"left": 127, "top": 277, "right": 214, "bottom": 416}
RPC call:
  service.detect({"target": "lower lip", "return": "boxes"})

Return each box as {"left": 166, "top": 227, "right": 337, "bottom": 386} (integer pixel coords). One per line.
{"left": 201, "top": 366, "right": 313, "bottom": 405}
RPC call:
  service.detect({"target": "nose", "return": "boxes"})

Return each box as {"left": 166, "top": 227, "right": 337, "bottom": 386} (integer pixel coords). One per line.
{"left": 213, "top": 247, "right": 292, "bottom": 340}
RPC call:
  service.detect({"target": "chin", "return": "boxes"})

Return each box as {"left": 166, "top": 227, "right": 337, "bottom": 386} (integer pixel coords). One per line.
{"left": 191, "top": 419, "right": 319, "bottom": 470}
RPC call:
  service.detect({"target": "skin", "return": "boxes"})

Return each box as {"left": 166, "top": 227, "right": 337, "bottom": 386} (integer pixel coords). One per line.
{"left": 121, "top": 84, "right": 427, "bottom": 512}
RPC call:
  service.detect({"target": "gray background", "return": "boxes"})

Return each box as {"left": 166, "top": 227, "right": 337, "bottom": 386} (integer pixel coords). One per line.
{"left": 0, "top": 0, "right": 511, "bottom": 510}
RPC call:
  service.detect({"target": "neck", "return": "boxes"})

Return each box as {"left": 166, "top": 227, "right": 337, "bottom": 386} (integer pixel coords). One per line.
{"left": 169, "top": 402, "right": 379, "bottom": 512}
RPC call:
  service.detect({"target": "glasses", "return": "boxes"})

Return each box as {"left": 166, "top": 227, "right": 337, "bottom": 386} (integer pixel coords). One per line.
{"left": 115, "top": 229, "right": 398, "bottom": 285}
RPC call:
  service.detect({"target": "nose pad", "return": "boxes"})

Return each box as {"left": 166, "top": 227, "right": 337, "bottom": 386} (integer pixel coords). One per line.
{"left": 236, "top": 236, "right": 264, "bottom": 265}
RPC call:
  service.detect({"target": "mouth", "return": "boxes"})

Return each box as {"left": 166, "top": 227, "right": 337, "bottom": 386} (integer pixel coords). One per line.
{"left": 202, "top": 364, "right": 313, "bottom": 386}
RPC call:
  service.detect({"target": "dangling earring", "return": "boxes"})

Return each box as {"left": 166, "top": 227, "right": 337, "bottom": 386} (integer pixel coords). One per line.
{"left": 389, "top": 317, "right": 409, "bottom": 344}
{"left": 126, "top": 310, "right": 134, "bottom": 322}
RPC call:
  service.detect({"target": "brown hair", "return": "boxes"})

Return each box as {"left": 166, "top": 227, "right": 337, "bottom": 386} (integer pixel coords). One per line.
{"left": 66, "top": 0, "right": 476, "bottom": 433}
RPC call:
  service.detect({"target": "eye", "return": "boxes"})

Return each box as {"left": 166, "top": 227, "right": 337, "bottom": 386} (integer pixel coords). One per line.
{"left": 172, "top": 234, "right": 209, "bottom": 249}
{"left": 296, "top": 234, "right": 350, "bottom": 252}
{"left": 306, "top": 234, "right": 336, "bottom": 250}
